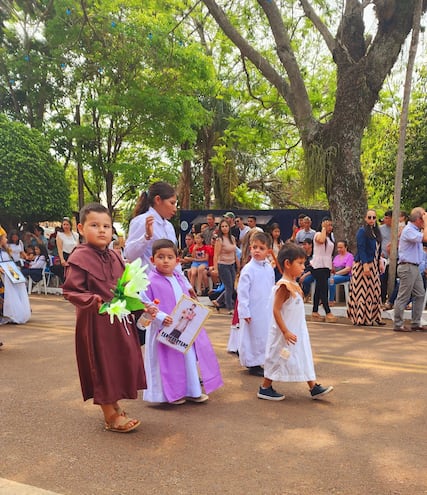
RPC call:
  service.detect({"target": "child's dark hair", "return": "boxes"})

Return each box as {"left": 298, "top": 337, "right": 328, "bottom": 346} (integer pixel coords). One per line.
{"left": 34, "top": 243, "right": 51, "bottom": 267}
{"left": 132, "top": 182, "right": 176, "bottom": 218}
{"left": 277, "top": 242, "right": 306, "bottom": 270}
{"left": 152, "top": 238, "right": 178, "bottom": 257}
{"left": 79, "top": 203, "right": 112, "bottom": 224}
{"left": 250, "top": 231, "right": 271, "bottom": 249}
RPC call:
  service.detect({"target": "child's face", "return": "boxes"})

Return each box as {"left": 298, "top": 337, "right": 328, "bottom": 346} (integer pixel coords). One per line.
{"left": 78, "top": 211, "right": 112, "bottom": 250}
{"left": 34, "top": 246, "right": 41, "bottom": 255}
{"left": 285, "top": 257, "right": 306, "bottom": 280}
{"left": 151, "top": 247, "right": 178, "bottom": 275}
{"left": 250, "top": 239, "right": 269, "bottom": 262}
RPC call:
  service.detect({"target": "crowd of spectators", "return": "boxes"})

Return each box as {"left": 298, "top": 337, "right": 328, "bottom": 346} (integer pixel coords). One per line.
{"left": 180, "top": 208, "right": 427, "bottom": 326}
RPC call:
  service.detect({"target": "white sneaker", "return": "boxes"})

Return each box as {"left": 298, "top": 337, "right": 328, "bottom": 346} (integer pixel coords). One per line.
{"left": 186, "top": 393, "right": 209, "bottom": 403}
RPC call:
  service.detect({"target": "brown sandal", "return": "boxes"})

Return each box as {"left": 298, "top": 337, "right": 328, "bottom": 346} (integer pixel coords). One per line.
{"left": 105, "top": 413, "right": 140, "bottom": 433}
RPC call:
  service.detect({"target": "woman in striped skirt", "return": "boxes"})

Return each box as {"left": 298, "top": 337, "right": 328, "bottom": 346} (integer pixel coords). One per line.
{"left": 347, "top": 209, "right": 385, "bottom": 326}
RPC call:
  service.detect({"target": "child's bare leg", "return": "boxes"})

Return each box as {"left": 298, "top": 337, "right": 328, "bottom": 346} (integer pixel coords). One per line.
{"left": 307, "top": 380, "right": 316, "bottom": 390}
{"left": 198, "top": 265, "right": 207, "bottom": 292}
{"left": 189, "top": 268, "right": 197, "bottom": 291}
{"left": 112, "top": 401, "right": 127, "bottom": 416}
{"left": 262, "top": 378, "right": 273, "bottom": 389}
{"left": 257, "top": 377, "right": 285, "bottom": 400}
{"left": 195, "top": 265, "right": 203, "bottom": 293}
{"left": 101, "top": 404, "right": 116, "bottom": 422}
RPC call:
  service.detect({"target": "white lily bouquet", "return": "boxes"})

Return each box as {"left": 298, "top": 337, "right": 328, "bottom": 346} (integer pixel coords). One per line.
{"left": 99, "top": 258, "right": 150, "bottom": 329}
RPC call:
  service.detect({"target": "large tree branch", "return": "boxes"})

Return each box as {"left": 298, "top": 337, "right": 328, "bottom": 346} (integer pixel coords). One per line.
{"left": 202, "top": 0, "right": 317, "bottom": 139}
{"left": 201, "top": 0, "right": 288, "bottom": 97}
{"left": 298, "top": 0, "right": 336, "bottom": 55}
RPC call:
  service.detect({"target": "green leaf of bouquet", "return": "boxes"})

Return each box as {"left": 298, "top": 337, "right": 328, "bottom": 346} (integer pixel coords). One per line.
{"left": 125, "top": 296, "right": 145, "bottom": 311}
{"left": 98, "top": 302, "right": 109, "bottom": 314}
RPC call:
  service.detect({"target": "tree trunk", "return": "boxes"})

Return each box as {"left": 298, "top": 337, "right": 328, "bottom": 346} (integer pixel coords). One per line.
{"left": 202, "top": 127, "right": 214, "bottom": 209}
{"left": 312, "top": 122, "right": 367, "bottom": 252}
{"left": 177, "top": 141, "right": 192, "bottom": 209}
{"left": 201, "top": 0, "right": 427, "bottom": 247}
{"left": 105, "top": 170, "right": 114, "bottom": 214}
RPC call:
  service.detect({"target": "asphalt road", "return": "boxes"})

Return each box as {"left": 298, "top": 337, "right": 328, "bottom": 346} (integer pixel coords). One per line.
{"left": 1, "top": 295, "right": 427, "bottom": 495}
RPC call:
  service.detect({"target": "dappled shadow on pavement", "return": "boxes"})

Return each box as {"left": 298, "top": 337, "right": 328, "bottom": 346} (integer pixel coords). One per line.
{"left": 1, "top": 295, "right": 427, "bottom": 494}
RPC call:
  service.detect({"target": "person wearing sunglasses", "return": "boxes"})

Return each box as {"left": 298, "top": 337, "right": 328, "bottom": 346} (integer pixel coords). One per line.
{"left": 347, "top": 209, "right": 385, "bottom": 326}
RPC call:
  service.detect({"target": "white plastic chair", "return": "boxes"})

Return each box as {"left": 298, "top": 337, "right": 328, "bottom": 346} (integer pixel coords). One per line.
{"left": 335, "top": 281, "right": 350, "bottom": 304}
{"left": 27, "top": 263, "right": 48, "bottom": 295}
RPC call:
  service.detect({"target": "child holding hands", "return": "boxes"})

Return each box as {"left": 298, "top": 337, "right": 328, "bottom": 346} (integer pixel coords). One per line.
{"left": 142, "top": 239, "right": 223, "bottom": 405}
{"left": 63, "top": 203, "right": 146, "bottom": 432}
{"left": 258, "top": 243, "right": 333, "bottom": 401}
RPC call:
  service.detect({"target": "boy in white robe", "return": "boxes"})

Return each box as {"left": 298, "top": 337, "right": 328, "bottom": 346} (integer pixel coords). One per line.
{"left": 237, "top": 232, "right": 275, "bottom": 377}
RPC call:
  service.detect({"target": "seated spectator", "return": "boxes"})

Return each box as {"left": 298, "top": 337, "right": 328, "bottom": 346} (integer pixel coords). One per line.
{"left": 22, "top": 245, "right": 35, "bottom": 267}
{"left": 21, "top": 244, "right": 49, "bottom": 283}
{"left": 7, "top": 230, "right": 25, "bottom": 267}
{"left": 328, "top": 240, "right": 354, "bottom": 305}
{"left": 188, "top": 233, "right": 210, "bottom": 296}
{"left": 180, "top": 233, "right": 195, "bottom": 273}
{"left": 206, "top": 234, "right": 220, "bottom": 286}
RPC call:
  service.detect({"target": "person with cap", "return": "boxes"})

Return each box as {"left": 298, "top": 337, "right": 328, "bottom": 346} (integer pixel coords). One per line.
{"left": 223, "top": 211, "right": 240, "bottom": 240}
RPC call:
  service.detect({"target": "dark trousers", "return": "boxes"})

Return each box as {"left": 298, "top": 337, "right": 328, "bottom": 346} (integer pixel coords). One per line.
{"left": 217, "top": 263, "right": 236, "bottom": 310}
{"left": 312, "top": 267, "right": 331, "bottom": 314}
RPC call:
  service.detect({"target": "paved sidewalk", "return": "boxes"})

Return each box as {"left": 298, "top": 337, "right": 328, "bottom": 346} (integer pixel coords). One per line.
{"left": 1, "top": 295, "right": 427, "bottom": 495}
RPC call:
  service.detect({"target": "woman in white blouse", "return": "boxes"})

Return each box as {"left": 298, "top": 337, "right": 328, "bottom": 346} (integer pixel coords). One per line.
{"left": 56, "top": 217, "right": 79, "bottom": 282}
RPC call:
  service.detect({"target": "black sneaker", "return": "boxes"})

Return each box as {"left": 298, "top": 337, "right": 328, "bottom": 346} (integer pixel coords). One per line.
{"left": 257, "top": 386, "right": 285, "bottom": 401}
{"left": 248, "top": 365, "right": 264, "bottom": 377}
{"left": 310, "top": 383, "right": 333, "bottom": 399}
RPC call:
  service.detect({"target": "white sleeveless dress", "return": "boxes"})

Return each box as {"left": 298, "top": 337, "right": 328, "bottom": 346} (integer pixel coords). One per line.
{"left": 264, "top": 279, "right": 316, "bottom": 382}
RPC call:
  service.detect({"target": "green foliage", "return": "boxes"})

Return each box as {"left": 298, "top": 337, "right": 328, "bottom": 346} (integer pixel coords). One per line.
{"left": 0, "top": 114, "right": 70, "bottom": 226}
{"left": 362, "top": 113, "right": 398, "bottom": 209}
{"left": 363, "top": 68, "right": 427, "bottom": 213}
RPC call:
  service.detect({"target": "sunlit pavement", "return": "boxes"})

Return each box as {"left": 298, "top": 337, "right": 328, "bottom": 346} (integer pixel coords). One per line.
{"left": 1, "top": 294, "right": 427, "bottom": 495}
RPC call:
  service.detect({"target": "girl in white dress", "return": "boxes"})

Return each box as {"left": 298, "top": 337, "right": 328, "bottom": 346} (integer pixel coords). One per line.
{"left": 258, "top": 243, "right": 334, "bottom": 401}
